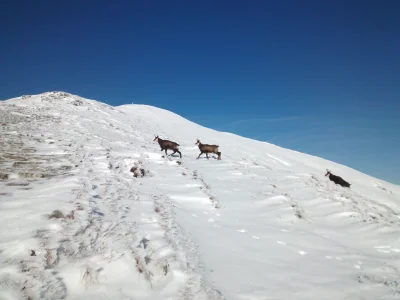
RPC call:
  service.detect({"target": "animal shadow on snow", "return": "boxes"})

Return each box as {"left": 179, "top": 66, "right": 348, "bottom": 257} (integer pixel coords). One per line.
{"left": 163, "top": 154, "right": 181, "bottom": 158}
{"left": 197, "top": 155, "right": 219, "bottom": 160}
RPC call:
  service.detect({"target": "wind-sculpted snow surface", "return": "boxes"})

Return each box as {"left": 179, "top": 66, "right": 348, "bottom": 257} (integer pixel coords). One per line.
{"left": 0, "top": 92, "right": 399, "bottom": 299}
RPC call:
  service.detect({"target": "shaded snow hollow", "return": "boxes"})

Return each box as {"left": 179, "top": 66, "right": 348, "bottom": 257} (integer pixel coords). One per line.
{"left": 0, "top": 91, "right": 400, "bottom": 300}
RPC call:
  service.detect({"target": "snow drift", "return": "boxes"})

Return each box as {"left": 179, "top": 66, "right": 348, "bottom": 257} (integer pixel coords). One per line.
{"left": 0, "top": 91, "right": 399, "bottom": 300}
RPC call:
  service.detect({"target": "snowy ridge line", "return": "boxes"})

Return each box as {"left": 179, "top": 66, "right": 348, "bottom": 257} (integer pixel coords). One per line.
{"left": 2, "top": 92, "right": 400, "bottom": 299}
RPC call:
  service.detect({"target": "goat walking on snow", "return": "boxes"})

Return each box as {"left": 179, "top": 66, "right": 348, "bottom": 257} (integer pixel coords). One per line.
{"left": 154, "top": 136, "right": 182, "bottom": 158}
{"left": 195, "top": 139, "right": 221, "bottom": 160}
{"left": 325, "top": 170, "right": 351, "bottom": 188}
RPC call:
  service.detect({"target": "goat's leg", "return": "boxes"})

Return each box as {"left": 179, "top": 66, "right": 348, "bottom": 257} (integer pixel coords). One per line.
{"left": 165, "top": 149, "right": 169, "bottom": 156}
{"left": 172, "top": 149, "right": 182, "bottom": 158}
{"left": 217, "top": 152, "right": 221, "bottom": 160}
{"left": 206, "top": 153, "right": 209, "bottom": 159}
{"left": 197, "top": 152, "right": 203, "bottom": 159}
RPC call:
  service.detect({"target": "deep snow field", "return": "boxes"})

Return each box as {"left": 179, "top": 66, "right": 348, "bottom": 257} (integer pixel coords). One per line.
{"left": 0, "top": 92, "right": 399, "bottom": 300}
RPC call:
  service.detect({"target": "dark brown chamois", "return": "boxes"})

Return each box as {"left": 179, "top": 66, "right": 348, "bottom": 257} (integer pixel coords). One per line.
{"left": 325, "top": 170, "right": 351, "bottom": 188}
{"left": 153, "top": 136, "right": 182, "bottom": 158}
{"left": 195, "top": 139, "right": 221, "bottom": 160}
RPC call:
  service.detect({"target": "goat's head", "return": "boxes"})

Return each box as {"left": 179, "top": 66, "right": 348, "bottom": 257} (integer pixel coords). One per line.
{"left": 153, "top": 135, "right": 159, "bottom": 142}
{"left": 325, "top": 169, "right": 331, "bottom": 176}
{"left": 195, "top": 139, "right": 200, "bottom": 146}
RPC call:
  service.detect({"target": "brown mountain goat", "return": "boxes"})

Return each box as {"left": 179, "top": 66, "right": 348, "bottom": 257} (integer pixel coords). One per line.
{"left": 154, "top": 136, "right": 182, "bottom": 158}
{"left": 195, "top": 139, "right": 221, "bottom": 160}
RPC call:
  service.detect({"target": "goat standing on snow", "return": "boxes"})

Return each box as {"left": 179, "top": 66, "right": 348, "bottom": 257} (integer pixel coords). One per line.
{"left": 195, "top": 139, "right": 221, "bottom": 160}
{"left": 325, "top": 170, "right": 351, "bottom": 188}
{"left": 154, "top": 136, "right": 182, "bottom": 158}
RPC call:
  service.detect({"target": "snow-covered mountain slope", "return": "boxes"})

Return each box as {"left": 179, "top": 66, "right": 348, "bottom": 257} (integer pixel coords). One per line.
{"left": 1, "top": 91, "right": 399, "bottom": 300}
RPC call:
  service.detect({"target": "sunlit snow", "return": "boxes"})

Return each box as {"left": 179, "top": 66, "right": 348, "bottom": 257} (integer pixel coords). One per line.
{"left": 1, "top": 92, "right": 399, "bottom": 300}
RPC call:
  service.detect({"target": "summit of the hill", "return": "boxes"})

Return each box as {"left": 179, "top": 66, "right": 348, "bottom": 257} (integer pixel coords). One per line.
{"left": 1, "top": 92, "right": 399, "bottom": 300}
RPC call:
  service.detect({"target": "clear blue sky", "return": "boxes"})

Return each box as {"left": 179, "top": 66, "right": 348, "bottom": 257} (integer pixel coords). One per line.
{"left": 1, "top": 0, "right": 399, "bottom": 184}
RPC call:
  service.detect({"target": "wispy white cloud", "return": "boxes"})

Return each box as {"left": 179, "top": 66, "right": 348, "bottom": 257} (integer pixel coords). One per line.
{"left": 230, "top": 116, "right": 303, "bottom": 125}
